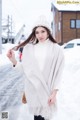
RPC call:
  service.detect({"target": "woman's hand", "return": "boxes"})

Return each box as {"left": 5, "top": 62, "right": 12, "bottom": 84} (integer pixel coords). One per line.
{"left": 7, "top": 49, "right": 17, "bottom": 65}
{"left": 48, "top": 89, "right": 58, "bottom": 106}
{"left": 22, "top": 92, "right": 27, "bottom": 104}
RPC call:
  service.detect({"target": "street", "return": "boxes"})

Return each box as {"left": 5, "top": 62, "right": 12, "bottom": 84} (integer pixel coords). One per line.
{"left": 0, "top": 64, "right": 24, "bottom": 111}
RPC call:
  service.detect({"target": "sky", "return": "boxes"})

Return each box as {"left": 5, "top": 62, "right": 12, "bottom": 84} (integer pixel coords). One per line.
{"left": 2, "top": 0, "right": 52, "bottom": 35}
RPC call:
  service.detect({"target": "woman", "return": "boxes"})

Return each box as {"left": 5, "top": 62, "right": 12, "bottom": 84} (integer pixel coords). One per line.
{"left": 7, "top": 17, "right": 64, "bottom": 120}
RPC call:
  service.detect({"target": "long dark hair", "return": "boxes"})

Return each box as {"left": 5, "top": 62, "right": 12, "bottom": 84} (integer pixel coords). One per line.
{"left": 12, "top": 26, "right": 57, "bottom": 51}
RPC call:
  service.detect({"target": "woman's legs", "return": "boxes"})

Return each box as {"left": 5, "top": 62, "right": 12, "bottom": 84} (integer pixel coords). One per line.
{"left": 34, "top": 115, "right": 45, "bottom": 120}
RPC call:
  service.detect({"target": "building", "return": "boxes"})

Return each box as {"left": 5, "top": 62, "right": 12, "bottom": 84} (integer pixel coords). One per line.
{"left": 51, "top": 1, "right": 80, "bottom": 44}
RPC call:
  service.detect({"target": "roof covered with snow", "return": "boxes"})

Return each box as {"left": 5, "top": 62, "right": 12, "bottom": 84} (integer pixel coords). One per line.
{"left": 52, "top": 0, "right": 80, "bottom": 11}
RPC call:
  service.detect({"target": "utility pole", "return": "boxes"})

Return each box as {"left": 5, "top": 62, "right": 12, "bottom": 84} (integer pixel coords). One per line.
{"left": 7, "top": 15, "right": 13, "bottom": 43}
{"left": 11, "top": 16, "right": 12, "bottom": 43}
{"left": 0, "top": 0, "right": 2, "bottom": 54}
{"left": 7, "top": 15, "right": 10, "bottom": 43}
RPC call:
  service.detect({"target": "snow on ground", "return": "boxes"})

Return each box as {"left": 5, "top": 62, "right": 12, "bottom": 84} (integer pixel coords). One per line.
{"left": 0, "top": 44, "right": 80, "bottom": 120}
{"left": 53, "top": 47, "right": 80, "bottom": 120}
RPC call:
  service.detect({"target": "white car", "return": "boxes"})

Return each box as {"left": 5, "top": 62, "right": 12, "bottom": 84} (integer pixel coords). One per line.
{"left": 62, "top": 39, "right": 80, "bottom": 66}
{"left": 63, "top": 39, "right": 80, "bottom": 49}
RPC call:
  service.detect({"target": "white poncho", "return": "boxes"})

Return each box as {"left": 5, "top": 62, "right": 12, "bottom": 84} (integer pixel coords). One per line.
{"left": 15, "top": 39, "right": 64, "bottom": 119}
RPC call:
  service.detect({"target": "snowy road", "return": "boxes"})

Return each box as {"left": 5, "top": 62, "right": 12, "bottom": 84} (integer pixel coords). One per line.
{"left": 0, "top": 64, "right": 24, "bottom": 111}
{"left": 0, "top": 64, "right": 34, "bottom": 120}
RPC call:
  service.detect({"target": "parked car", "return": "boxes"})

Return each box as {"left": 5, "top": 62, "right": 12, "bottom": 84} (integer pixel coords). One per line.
{"left": 63, "top": 39, "right": 80, "bottom": 49}
{"left": 62, "top": 39, "right": 80, "bottom": 65}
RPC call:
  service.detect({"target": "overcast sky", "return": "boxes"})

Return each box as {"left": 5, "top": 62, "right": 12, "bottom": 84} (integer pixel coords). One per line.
{"left": 2, "top": 0, "right": 52, "bottom": 35}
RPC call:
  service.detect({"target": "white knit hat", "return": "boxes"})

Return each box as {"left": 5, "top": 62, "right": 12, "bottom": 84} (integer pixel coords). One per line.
{"left": 33, "top": 15, "right": 51, "bottom": 31}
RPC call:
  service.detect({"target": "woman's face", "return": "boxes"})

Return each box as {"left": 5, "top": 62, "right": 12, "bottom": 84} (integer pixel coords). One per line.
{"left": 35, "top": 26, "right": 49, "bottom": 42}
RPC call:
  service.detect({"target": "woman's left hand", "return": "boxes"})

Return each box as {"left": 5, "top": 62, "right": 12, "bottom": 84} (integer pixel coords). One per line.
{"left": 48, "top": 89, "right": 58, "bottom": 106}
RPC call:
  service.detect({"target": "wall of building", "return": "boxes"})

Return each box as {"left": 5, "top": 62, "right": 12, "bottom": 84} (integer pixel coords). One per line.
{"left": 62, "top": 11, "right": 80, "bottom": 43}
{"left": 53, "top": 8, "right": 62, "bottom": 44}
{"left": 76, "top": 12, "right": 80, "bottom": 38}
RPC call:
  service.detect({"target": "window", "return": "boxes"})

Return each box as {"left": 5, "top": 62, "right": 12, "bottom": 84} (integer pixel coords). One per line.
{"left": 70, "top": 20, "right": 76, "bottom": 28}
{"left": 64, "top": 43, "right": 74, "bottom": 49}
{"left": 77, "top": 43, "right": 80, "bottom": 46}
{"left": 51, "top": 3, "right": 53, "bottom": 11}
{"left": 76, "top": 20, "right": 80, "bottom": 28}
{"left": 70, "top": 19, "right": 80, "bottom": 29}
{"left": 58, "top": 22, "right": 61, "bottom": 31}
{"left": 51, "top": 21, "right": 53, "bottom": 29}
